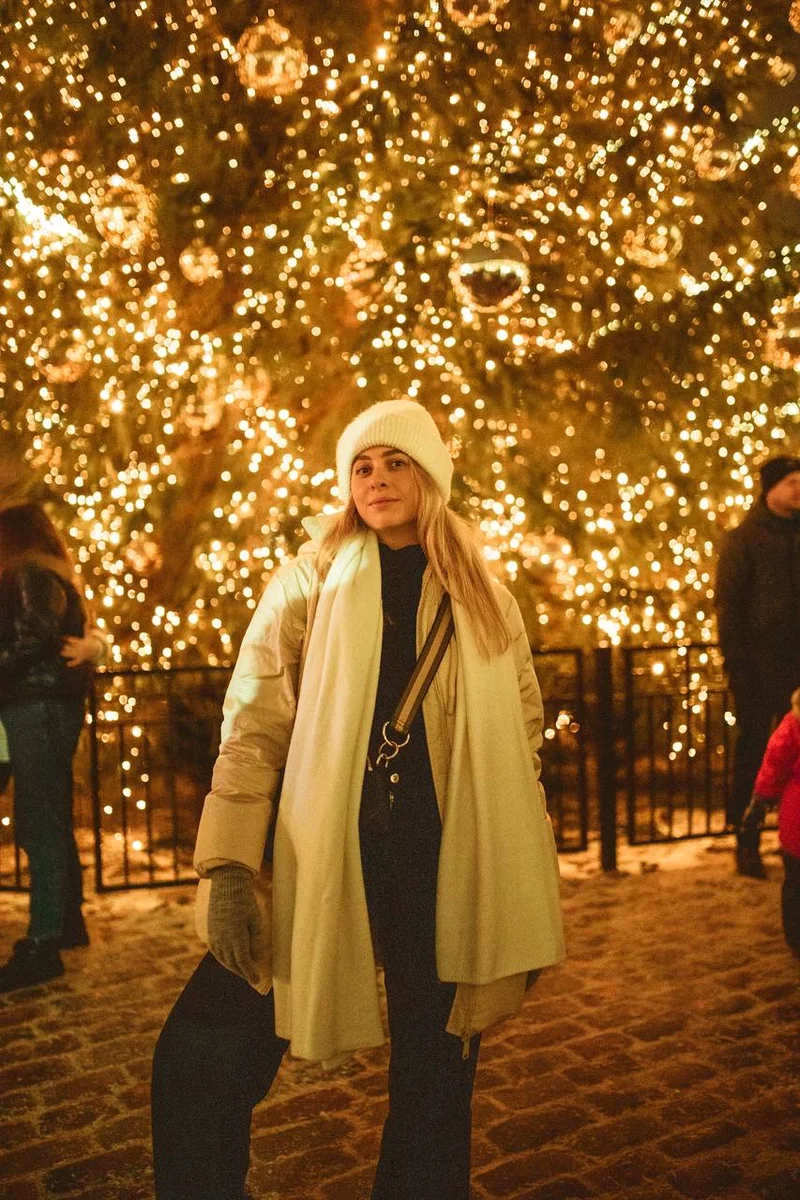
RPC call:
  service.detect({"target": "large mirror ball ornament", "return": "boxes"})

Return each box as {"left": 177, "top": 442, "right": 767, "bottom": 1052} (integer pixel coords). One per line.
{"left": 179, "top": 240, "right": 221, "bottom": 284}
{"left": 93, "top": 177, "right": 155, "bottom": 253}
{"left": 790, "top": 2, "right": 800, "bottom": 35}
{"left": 789, "top": 158, "right": 800, "bottom": 200}
{"left": 768, "top": 56, "right": 797, "bottom": 85}
{"left": 444, "top": 0, "right": 509, "bottom": 32}
{"left": 622, "top": 223, "right": 683, "bottom": 269}
{"left": 763, "top": 294, "right": 800, "bottom": 371}
{"left": 40, "top": 332, "right": 90, "bottom": 384}
{"left": 124, "top": 538, "right": 164, "bottom": 577}
{"left": 604, "top": 12, "right": 642, "bottom": 55}
{"left": 692, "top": 132, "right": 740, "bottom": 181}
{"left": 450, "top": 229, "right": 530, "bottom": 313}
{"left": 235, "top": 19, "right": 308, "bottom": 98}
{"left": 339, "top": 239, "right": 388, "bottom": 309}
{"left": 180, "top": 396, "right": 227, "bottom": 436}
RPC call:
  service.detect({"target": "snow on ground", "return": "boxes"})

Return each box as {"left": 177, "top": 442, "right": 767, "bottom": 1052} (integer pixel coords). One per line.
{"left": 557, "top": 828, "right": 781, "bottom": 880}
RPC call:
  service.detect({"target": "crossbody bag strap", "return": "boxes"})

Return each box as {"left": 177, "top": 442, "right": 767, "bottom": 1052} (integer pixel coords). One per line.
{"left": 375, "top": 594, "right": 454, "bottom": 767}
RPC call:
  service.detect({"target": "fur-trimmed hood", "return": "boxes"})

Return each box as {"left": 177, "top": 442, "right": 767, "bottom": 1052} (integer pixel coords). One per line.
{"left": 2, "top": 551, "right": 80, "bottom": 589}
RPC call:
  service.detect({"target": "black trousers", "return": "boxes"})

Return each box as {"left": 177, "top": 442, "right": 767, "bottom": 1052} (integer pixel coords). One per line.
{"left": 782, "top": 851, "right": 800, "bottom": 957}
{"left": 152, "top": 947, "right": 479, "bottom": 1200}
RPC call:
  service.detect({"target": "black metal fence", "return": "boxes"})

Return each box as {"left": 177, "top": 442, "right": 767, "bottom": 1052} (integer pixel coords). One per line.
{"left": 534, "top": 648, "right": 589, "bottom": 854}
{"left": 621, "top": 642, "right": 734, "bottom": 844}
{"left": 0, "top": 644, "right": 743, "bottom": 893}
{"left": 85, "top": 666, "right": 229, "bottom": 891}
{"left": 0, "top": 667, "right": 228, "bottom": 894}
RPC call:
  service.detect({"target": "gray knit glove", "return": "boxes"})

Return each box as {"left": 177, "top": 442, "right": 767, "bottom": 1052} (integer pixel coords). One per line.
{"left": 207, "top": 864, "right": 265, "bottom": 986}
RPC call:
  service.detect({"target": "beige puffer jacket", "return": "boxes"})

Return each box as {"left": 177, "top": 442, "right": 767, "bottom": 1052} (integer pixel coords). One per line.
{"left": 195, "top": 524, "right": 565, "bottom": 1059}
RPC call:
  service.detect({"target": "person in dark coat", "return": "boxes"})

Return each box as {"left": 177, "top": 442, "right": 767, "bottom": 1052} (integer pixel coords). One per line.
{"left": 714, "top": 455, "right": 800, "bottom": 877}
{"left": 0, "top": 504, "right": 100, "bottom": 991}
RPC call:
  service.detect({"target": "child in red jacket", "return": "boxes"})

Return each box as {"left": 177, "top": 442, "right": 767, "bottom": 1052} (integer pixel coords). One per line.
{"left": 744, "top": 687, "right": 800, "bottom": 956}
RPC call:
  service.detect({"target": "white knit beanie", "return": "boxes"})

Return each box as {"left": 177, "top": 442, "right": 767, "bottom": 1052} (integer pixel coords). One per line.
{"left": 336, "top": 399, "right": 454, "bottom": 503}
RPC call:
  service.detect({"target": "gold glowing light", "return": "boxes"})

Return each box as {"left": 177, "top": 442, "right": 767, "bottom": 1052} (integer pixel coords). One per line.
{"left": 92, "top": 176, "right": 155, "bottom": 254}
{"left": 178, "top": 240, "right": 222, "bottom": 284}
{"left": 235, "top": 19, "right": 309, "bottom": 99}
{"left": 2, "top": 0, "right": 799, "bottom": 669}
{"left": 622, "top": 223, "right": 684, "bottom": 270}
{"left": 443, "top": 0, "right": 509, "bottom": 33}
{"left": 763, "top": 294, "right": 800, "bottom": 371}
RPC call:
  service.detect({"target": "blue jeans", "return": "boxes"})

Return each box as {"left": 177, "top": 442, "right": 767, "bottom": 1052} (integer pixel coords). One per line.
{"left": 1, "top": 698, "right": 85, "bottom": 941}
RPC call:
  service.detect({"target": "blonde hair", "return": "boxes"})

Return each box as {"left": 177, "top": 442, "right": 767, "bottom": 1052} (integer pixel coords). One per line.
{"left": 317, "top": 460, "right": 510, "bottom": 657}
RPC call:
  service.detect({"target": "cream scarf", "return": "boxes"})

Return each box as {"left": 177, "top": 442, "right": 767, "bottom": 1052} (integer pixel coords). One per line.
{"left": 270, "top": 527, "right": 564, "bottom": 1061}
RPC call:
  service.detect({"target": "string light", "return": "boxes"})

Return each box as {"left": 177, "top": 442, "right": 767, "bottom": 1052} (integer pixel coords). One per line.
{"left": 0, "top": 0, "right": 798, "bottom": 683}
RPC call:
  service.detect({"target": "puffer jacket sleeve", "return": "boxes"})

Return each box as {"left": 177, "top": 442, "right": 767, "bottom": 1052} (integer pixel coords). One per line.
{"left": 754, "top": 713, "right": 800, "bottom": 802}
{"left": 501, "top": 591, "right": 548, "bottom": 816}
{"left": 194, "top": 553, "right": 312, "bottom": 876}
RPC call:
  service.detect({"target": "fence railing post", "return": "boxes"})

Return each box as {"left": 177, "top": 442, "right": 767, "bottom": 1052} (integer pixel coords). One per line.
{"left": 623, "top": 647, "right": 636, "bottom": 843}
{"left": 87, "top": 675, "right": 105, "bottom": 893}
{"left": 594, "top": 646, "right": 617, "bottom": 871}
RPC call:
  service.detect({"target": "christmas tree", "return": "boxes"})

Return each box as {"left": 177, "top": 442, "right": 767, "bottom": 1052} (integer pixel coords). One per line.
{"left": 2, "top": 0, "right": 800, "bottom": 666}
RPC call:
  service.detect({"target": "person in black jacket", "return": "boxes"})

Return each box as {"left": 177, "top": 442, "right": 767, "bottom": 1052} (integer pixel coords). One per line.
{"left": 715, "top": 455, "right": 800, "bottom": 877}
{"left": 0, "top": 504, "right": 98, "bottom": 991}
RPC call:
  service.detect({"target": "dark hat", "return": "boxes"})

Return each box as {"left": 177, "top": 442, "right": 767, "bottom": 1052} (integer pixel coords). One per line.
{"left": 760, "top": 455, "right": 800, "bottom": 497}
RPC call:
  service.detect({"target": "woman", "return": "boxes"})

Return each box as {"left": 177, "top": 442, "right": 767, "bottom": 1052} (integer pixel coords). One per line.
{"left": 152, "top": 399, "right": 565, "bottom": 1200}
{"left": 0, "top": 503, "right": 102, "bottom": 992}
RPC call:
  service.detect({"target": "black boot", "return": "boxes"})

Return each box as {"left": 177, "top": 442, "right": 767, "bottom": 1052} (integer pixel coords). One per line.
{"left": 736, "top": 829, "right": 767, "bottom": 879}
{"left": 59, "top": 911, "right": 90, "bottom": 949}
{"left": 0, "top": 938, "right": 65, "bottom": 993}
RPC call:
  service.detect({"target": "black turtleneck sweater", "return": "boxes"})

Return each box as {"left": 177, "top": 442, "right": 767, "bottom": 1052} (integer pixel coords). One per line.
{"left": 364, "top": 542, "right": 442, "bottom": 971}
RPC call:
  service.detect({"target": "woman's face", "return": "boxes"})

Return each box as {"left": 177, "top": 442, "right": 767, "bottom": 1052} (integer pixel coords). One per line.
{"left": 350, "top": 445, "right": 420, "bottom": 548}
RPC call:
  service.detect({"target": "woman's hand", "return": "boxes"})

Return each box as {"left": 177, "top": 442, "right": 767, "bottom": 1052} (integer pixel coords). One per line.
{"left": 61, "top": 633, "right": 103, "bottom": 667}
{"left": 207, "top": 864, "right": 266, "bottom": 986}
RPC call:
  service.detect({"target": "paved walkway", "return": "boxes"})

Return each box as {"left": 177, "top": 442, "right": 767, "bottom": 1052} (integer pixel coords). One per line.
{"left": 1, "top": 836, "right": 799, "bottom": 1200}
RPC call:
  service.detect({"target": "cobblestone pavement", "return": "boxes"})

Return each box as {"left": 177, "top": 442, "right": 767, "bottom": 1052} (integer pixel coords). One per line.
{"left": 1, "top": 836, "right": 799, "bottom": 1200}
